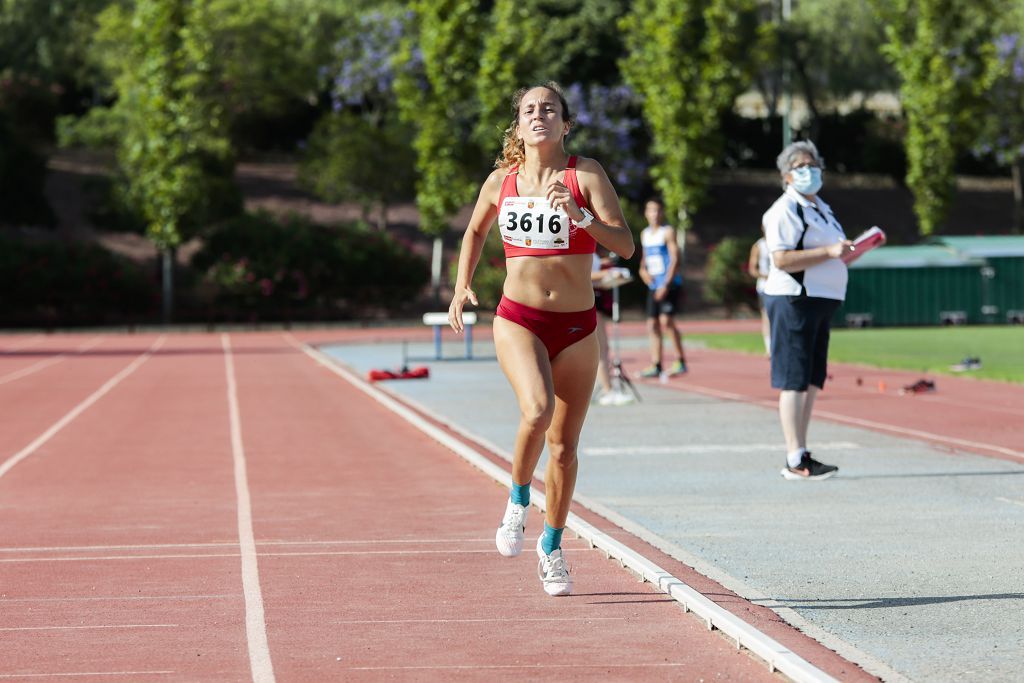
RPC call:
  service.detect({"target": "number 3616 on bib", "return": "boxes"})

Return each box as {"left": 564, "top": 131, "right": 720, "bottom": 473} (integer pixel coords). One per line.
{"left": 498, "top": 197, "right": 569, "bottom": 250}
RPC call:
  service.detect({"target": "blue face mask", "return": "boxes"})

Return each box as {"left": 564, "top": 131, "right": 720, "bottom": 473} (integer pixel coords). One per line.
{"left": 790, "top": 166, "right": 823, "bottom": 195}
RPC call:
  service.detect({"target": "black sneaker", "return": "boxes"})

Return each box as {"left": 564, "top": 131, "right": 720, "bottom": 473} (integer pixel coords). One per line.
{"left": 781, "top": 452, "right": 838, "bottom": 480}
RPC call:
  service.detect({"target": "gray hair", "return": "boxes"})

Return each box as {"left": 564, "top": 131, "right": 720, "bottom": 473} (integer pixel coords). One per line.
{"left": 776, "top": 141, "right": 824, "bottom": 187}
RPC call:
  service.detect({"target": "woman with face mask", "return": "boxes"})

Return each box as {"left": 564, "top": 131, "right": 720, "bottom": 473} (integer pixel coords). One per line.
{"left": 761, "top": 140, "right": 854, "bottom": 481}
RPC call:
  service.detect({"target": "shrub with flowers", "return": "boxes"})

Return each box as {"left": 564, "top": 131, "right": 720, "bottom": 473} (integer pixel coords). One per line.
{"left": 193, "top": 211, "right": 429, "bottom": 319}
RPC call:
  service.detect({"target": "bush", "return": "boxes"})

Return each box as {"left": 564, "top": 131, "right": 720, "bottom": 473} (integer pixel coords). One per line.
{"left": 702, "top": 236, "right": 757, "bottom": 315}
{"left": 0, "top": 237, "right": 157, "bottom": 326}
{"left": 192, "top": 212, "right": 429, "bottom": 320}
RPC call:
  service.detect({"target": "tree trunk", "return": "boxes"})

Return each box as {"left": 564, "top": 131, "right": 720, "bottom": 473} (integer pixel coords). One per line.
{"left": 1012, "top": 158, "right": 1023, "bottom": 235}
{"left": 161, "top": 248, "right": 174, "bottom": 324}
{"left": 377, "top": 200, "right": 388, "bottom": 232}
{"left": 790, "top": 48, "right": 820, "bottom": 140}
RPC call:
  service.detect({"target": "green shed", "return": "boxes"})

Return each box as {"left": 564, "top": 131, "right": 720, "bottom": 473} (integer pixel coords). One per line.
{"left": 836, "top": 245, "right": 990, "bottom": 327}
{"left": 924, "top": 236, "right": 1024, "bottom": 324}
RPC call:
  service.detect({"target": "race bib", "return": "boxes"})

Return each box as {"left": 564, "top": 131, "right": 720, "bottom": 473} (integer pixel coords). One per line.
{"left": 645, "top": 254, "right": 666, "bottom": 276}
{"left": 498, "top": 197, "right": 570, "bottom": 250}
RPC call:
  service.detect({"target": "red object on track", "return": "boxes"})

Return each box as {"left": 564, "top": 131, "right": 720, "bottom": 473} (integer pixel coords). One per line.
{"left": 367, "top": 366, "right": 430, "bottom": 381}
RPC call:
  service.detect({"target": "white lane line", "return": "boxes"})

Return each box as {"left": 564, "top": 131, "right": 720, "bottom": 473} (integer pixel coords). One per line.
{"left": 337, "top": 617, "right": 624, "bottom": 624}
{"left": 347, "top": 664, "right": 691, "bottom": 671}
{"left": 0, "top": 336, "right": 166, "bottom": 481}
{"left": 221, "top": 334, "right": 275, "bottom": 683}
{"left": 0, "top": 672, "right": 174, "bottom": 679}
{"left": 0, "top": 550, "right": 499, "bottom": 563}
{"left": 291, "top": 336, "right": 840, "bottom": 683}
{"left": 1, "top": 594, "right": 237, "bottom": 603}
{"left": 0, "top": 624, "right": 177, "bottom": 632}
{"left": 675, "top": 380, "right": 1024, "bottom": 462}
{"left": 584, "top": 441, "right": 861, "bottom": 456}
{"left": 0, "top": 538, "right": 493, "bottom": 553}
{"left": 996, "top": 497, "right": 1024, "bottom": 507}
{"left": 0, "top": 336, "right": 105, "bottom": 387}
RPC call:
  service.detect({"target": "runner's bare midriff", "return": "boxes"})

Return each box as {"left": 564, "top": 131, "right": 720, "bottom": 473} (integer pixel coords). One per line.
{"left": 504, "top": 254, "right": 594, "bottom": 311}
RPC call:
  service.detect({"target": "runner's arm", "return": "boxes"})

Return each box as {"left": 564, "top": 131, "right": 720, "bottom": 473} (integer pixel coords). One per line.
{"left": 449, "top": 170, "right": 502, "bottom": 333}
{"left": 574, "top": 158, "right": 635, "bottom": 259}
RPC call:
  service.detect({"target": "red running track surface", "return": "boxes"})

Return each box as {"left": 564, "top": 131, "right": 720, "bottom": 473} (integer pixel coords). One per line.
{"left": 0, "top": 330, "right": 871, "bottom": 681}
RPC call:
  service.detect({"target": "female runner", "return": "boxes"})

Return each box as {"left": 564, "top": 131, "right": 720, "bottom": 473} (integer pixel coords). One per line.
{"left": 448, "top": 82, "right": 635, "bottom": 596}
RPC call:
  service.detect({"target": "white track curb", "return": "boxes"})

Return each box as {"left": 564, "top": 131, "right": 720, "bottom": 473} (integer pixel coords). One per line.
{"left": 290, "top": 337, "right": 840, "bottom": 683}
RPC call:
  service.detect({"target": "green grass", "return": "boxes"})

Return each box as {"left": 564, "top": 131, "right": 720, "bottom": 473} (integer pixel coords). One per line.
{"left": 688, "top": 326, "right": 1024, "bottom": 384}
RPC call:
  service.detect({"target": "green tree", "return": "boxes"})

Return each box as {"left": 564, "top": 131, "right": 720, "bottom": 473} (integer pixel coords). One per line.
{"left": 107, "top": 0, "right": 237, "bottom": 320}
{"left": 874, "top": 0, "right": 1002, "bottom": 235}
{"left": 619, "top": 0, "right": 761, "bottom": 231}
{"left": 474, "top": 0, "right": 629, "bottom": 149}
{"left": 976, "top": 7, "right": 1024, "bottom": 232}
{"left": 299, "top": 111, "right": 415, "bottom": 231}
{"left": 0, "top": 0, "right": 111, "bottom": 84}
{"left": 394, "top": 0, "right": 483, "bottom": 239}
{"left": 393, "top": 0, "right": 484, "bottom": 303}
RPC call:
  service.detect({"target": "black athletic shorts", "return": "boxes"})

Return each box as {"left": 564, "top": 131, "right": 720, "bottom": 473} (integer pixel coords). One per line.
{"left": 646, "top": 284, "right": 682, "bottom": 318}
{"left": 764, "top": 295, "right": 841, "bottom": 390}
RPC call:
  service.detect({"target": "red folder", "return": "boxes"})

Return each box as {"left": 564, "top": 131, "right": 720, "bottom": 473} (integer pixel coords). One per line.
{"left": 841, "top": 226, "right": 886, "bottom": 264}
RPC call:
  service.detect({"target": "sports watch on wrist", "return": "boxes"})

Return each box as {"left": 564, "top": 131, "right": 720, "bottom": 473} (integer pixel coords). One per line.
{"left": 574, "top": 208, "right": 595, "bottom": 229}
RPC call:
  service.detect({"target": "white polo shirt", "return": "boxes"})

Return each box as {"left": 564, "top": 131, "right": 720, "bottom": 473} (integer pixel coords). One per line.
{"left": 762, "top": 186, "right": 848, "bottom": 301}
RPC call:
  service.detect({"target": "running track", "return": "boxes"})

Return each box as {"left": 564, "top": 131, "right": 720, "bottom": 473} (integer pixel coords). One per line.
{"left": 0, "top": 331, "right": 864, "bottom": 681}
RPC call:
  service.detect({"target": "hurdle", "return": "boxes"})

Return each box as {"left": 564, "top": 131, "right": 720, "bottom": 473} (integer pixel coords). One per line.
{"left": 422, "top": 311, "right": 477, "bottom": 360}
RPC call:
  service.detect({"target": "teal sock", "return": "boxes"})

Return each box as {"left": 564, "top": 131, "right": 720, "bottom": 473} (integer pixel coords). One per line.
{"left": 541, "top": 523, "right": 564, "bottom": 555}
{"left": 510, "top": 482, "right": 530, "bottom": 506}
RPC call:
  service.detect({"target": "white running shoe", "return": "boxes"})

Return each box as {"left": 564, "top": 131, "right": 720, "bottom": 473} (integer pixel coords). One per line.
{"left": 536, "top": 536, "right": 572, "bottom": 596}
{"left": 495, "top": 499, "right": 528, "bottom": 557}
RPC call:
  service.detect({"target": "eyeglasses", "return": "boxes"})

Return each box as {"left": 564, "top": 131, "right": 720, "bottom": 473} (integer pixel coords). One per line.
{"left": 789, "top": 162, "right": 820, "bottom": 171}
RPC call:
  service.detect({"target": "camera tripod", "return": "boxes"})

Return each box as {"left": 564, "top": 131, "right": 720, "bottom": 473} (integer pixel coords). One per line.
{"left": 607, "top": 277, "right": 641, "bottom": 404}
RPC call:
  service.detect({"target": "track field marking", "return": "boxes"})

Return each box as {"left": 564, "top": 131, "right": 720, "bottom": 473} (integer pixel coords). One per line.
{"left": 0, "top": 549, "right": 503, "bottom": 563}
{"left": 347, "top": 664, "right": 692, "bottom": 671}
{"left": 996, "top": 497, "right": 1024, "bottom": 508}
{"left": 0, "top": 337, "right": 104, "bottom": 386}
{"left": 291, "top": 336, "right": 840, "bottom": 683}
{"left": 0, "top": 539, "right": 494, "bottom": 553}
{"left": 0, "top": 672, "right": 174, "bottom": 679}
{"left": 336, "top": 617, "right": 625, "bottom": 624}
{"left": 0, "top": 336, "right": 166, "bottom": 481}
{"left": 584, "top": 441, "right": 861, "bottom": 456}
{"left": 0, "top": 595, "right": 238, "bottom": 603}
{"left": 0, "top": 624, "right": 177, "bottom": 632}
{"left": 221, "top": 334, "right": 275, "bottom": 683}
{"left": 668, "top": 379, "right": 1024, "bottom": 462}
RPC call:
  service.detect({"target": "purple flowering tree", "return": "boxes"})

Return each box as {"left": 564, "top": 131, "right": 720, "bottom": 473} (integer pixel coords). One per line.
{"left": 563, "top": 82, "right": 649, "bottom": 196}
{"left": 322, "top": 8, "right": 412, "bottom": 119}
{"left": 302, "top": 6, "right": 417, "bottom": 230}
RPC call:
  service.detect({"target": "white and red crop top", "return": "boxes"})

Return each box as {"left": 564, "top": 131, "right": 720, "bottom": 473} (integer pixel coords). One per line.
{"left": 497, "top": 155, "right": 598, "bottom": 258}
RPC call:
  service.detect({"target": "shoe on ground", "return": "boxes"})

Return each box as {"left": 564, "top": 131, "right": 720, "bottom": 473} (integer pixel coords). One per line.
{"left": 536, "top": 536, "right": 572, "bottom": 596}
{"left": 495, "top": 499, "right": 527, "bottom": 557}
{"left": 950, "top": 356, "right": 982, "bottom": 372}
{"left": 781, "top": 452, "right": 838, "bottom": 481}
{"left": 669, "top": 360, "right": 688, "bottom": 376}
{"left": 900, "top": 379, "right": 936, "bottom": 395}
{"left": 598, "top": 390, "right": 636, "bottom": 407}
{"left": 639, "top": 365, "right": 661, "bottom": 378}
